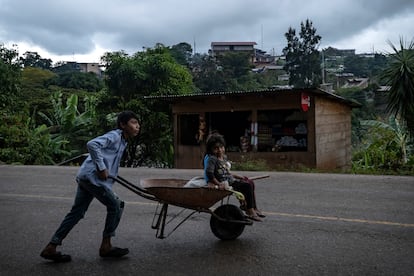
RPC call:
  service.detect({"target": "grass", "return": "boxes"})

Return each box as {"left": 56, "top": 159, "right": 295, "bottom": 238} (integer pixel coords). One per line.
{"left": 231, "top": 158, "right": 414, "bottom": 176}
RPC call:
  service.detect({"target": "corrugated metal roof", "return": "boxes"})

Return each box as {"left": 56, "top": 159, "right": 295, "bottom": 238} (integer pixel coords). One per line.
{"left": 143, "top": 88, "right": 361, "bottom": 107}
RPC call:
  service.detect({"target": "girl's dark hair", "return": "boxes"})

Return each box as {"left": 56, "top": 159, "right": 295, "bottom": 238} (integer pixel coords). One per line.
{"left": 117, "top": 111, "right": 139, "bottom": 129}
{"left": 205, "top": 133, "right": 226, "bottom": 154}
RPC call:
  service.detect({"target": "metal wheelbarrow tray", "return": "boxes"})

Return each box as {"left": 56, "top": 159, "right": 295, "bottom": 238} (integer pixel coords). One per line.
{"left": 112, "top": 176, "right": 253, "bottom": 240}
{"left": 142, "top": 178, "right": 233, "bottom": 209}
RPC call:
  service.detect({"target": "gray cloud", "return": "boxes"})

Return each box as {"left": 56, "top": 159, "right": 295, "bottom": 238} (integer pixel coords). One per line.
{"left": 1, "top": 0, "right": 413, "bottom": 61}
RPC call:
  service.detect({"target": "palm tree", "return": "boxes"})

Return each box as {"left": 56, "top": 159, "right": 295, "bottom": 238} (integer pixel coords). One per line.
{"left": 381, "top": 38, "right": 414, "bottom": 138}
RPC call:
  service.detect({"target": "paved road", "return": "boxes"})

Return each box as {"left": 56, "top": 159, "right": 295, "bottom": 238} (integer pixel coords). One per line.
{"left": 0, "top": 165, "right": 413, "bottom": 276}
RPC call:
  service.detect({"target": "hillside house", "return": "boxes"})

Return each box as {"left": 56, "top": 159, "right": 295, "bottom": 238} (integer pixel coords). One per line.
{"left": 78, "top": 63, "right": 103, "bottom": 78}
{"left": 210, "top": 42, "right": 257, "bottom": 63}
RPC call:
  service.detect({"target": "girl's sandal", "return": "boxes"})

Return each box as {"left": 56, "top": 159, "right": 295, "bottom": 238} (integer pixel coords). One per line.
{"left": 247, "top": 215, "right": 262, "bottom": 222}
{"left": 255, "top": 210, "right": 266, "bottom": 218}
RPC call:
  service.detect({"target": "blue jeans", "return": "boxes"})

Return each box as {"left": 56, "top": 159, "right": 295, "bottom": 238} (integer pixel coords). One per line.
{"left": 50, "top": 180, "right": 124, "bottom": 245}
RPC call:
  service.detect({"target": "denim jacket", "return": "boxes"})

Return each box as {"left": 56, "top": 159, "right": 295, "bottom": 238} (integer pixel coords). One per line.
{"left": 76, "top": 129, "right": 127, "bottom": 190}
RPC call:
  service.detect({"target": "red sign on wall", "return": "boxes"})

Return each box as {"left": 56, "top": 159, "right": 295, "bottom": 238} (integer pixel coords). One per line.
{"left": 301, "top": 92, "right": 310, "bottom": 112}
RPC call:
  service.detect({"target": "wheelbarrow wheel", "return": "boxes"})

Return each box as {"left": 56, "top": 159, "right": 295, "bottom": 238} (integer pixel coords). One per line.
{"left": 210, "top": 204, "right": 245, "bottom": 240}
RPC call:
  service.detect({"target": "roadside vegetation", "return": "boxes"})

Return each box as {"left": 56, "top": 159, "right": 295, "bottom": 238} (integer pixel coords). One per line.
{"left": 1, "top": 22, "right": 413, "bottom": 175}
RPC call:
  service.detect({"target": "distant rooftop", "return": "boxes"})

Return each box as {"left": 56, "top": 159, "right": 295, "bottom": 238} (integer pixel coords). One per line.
{"left": 211, "top": 42, "right": 257, "bottom": 46}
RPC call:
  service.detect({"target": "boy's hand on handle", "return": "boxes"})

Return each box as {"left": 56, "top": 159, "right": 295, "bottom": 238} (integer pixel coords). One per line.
{"left": 97, "top": 169, "right": 109, "bottom": 180}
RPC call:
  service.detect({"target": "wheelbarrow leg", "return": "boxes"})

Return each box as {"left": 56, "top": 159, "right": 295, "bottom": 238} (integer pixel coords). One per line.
{"left": 151, "top": 203, "right": 163, "bottom": 230}
{"left": 153, "top": 203, "right": 168, "bottom": 239}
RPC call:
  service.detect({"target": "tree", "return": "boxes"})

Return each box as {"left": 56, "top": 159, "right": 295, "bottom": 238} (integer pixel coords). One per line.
{"left": 0, "top": 44, "right": 22, "bottom": 113}
{"left": 22, "top": 67, "right": 56, "bottom": 88}
{"left": 380, "top": 38, "right": 414, "bottom": 137}
{"left": 169, "top": 42, "right": 193, "bottom": 67}
{"left": 219, "top": 52, "right": 252, "bottom": 79}
{"left": 191, "top": 51, "right": 254, "bottom": 92}
{"left": 140, "top": 44, "right": 194, "bottom": 96}
{"left": 102, "top": 44, "right": 194, "bottom": 101}
{"left": 337, "top": 86, "right": 377, "bottom": 147}
{"left": 343, "top": 55, "right": 370, "bottom": 77}
{"left": 283, "top": 19, "right": 321, "bottom": 88}
{"left": 20, "top": 51, "right": 52, "bottom": 70}
{"left": 370, "top": 54, "right": 389, "bottom": 80}
{"left": 344, "top": 53, "right": 388, "bottom": 79}
{"left": 48, "top": 71, "right": 104, "bottom": 92}
{"left": 20, "top": 67, "right": 57, "bottom": 120}
{"left": 101, "top": 50, "right": 141, "bottom": 103}
{"left": 102, "top": 44, "right": 196, "bottom": 167}
{"left": 191, "top": 53, "right": 225, "bottom": 92}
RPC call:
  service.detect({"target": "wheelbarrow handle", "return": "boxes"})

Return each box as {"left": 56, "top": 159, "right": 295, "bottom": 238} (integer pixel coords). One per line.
{"left": 110, "top": 175, "right": 157, "bottom": 201}
{"left": 248, "top": 175, "right": 269, "bottom": 180}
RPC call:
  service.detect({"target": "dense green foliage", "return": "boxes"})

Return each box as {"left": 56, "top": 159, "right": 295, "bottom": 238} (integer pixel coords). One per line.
{"left": 0, "top": 44, "right": 22, "bottom": 113}
{"left": 0, "top": 113, "right": 69, "bottom": 164}
{"left": 344, "top": 54, "right": 388, "bottom": 79}
{"left": 37, "top": 92, "right": 101, "bottom": 156}
{"left": 352, "top": 117, "right": 413, "bottom": 174}
{"left": 338, "top": 85, "right": 413, "bottom": 174}
{"left": 47, "top": 71, "right": 104, "bottom": 92}
{"left": 1, "top": 43, "right": 196, "bottom": 166}
{"left": 20, "top": 51, "right": 52, "bottom": 70}
{"left": 169, "top": 42, "right": 193, "bottom": 67}
{"left": 190, "top": 52, "right": 284, "bottom": 92}
{"left": 101, "top": 44, "right": 195, "bottom": 167}
{"left": 191, "top": 53, "right": 224, "bottom": 92}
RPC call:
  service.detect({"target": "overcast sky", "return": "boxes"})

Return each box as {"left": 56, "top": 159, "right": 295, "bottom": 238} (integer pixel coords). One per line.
{"left": 1, "top": 0, "right": 413, "bottom": 63}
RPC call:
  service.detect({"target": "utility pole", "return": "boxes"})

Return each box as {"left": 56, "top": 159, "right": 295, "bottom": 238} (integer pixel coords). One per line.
{"left": 321, "top": 49, "right": 325, "bottom": 84}
{"left": 261, "top": 24, "right": 264, "bottom": 50}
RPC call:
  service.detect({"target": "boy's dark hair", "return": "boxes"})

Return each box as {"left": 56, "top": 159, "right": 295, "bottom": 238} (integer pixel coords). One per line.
{"left": 117, "top": 111, "right": 139, "bottom": 129}
{"left": 205, "top": 133, "right": 226, "bottom": 154}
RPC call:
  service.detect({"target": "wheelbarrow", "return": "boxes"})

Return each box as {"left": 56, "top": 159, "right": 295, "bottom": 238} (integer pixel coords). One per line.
{"left": 111, "top": 175, "right": 267, "bottom": 240}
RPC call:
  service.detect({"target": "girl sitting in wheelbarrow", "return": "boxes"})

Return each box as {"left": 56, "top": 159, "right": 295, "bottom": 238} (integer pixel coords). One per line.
{"left": 203, "top": 133, "right": 265, "bottom": 222}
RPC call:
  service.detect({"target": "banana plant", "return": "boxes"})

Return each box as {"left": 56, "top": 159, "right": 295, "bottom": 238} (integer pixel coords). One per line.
{"left": 360, "top": 116, "right": 410, "bottom": 165}
{"left": 38, "top": 91, "right": 100, "bottom": 157}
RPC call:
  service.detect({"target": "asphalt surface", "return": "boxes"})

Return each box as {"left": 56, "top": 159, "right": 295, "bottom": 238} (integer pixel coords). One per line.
{"left": 0, "top": 165, "right": 413, "bottom": 276}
